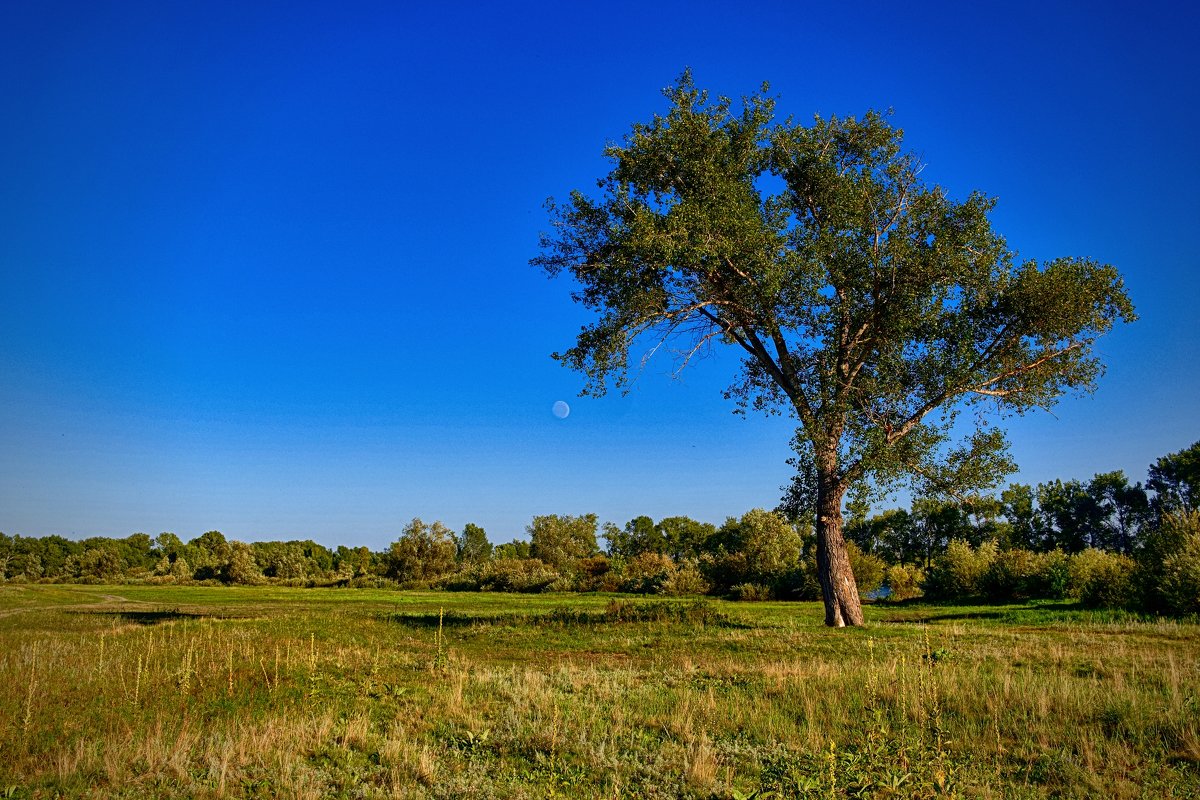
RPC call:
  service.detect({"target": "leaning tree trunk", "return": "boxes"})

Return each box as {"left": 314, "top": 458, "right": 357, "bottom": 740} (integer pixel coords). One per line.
{"left": 815, "top": 470, "right": 865, "bottom": 627}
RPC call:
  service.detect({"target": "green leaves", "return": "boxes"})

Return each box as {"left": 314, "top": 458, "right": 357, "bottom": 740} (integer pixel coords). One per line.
{"left": 535, "top": 71, "right": 1134, "bottom": 507}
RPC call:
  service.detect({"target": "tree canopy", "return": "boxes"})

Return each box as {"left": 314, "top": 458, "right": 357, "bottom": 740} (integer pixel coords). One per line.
{"left": 1148, "top": 441, "right": 1200, "bottom": 513}
{"left": 534, "top": 72, "right": 1134, "bottom": 626}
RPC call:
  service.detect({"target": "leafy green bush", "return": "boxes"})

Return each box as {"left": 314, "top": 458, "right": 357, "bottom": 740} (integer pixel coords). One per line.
{"left": 731, "top": 582, "right": 772, "bottom": 601}
{"left": 702, "top": 509, "right": 803, "bottom": 598}
{"left": 884, "top": 563, "right": 925, "bottom": 602}
{"left": 574, "top": 555, "right": 619, "bottom": 592}
{"left": 1068, "top": 548, "right": 1138, "bottom": 608}
{"left": 1139, "top": 510, "right": 1200, "bottom": 613}
{"left": 600, "top": 599, "right": 732, "bottom": 625}
{"left": 619, "top": 552, "right": 678, "bottom": 594}
{"left": 1039, "top": 549, "right": 1073, "bottom": 597}
{"left": 442, "top": 558, "right": 550, "bottom": 592}
{"left": 847, "top": 541, "right": 886, "bottom": 597}
{"left": 385, "top": 519, "right": 458, "bottom": 584}
{"left": 783, "top": 559, "right": 822, "bottom": 601}
{"left": 983, "top": 548, "right": 1069, "bottom": 600}
{"left": 1160, "top": 533, "right": 1200, "bottom": 615}
{"left": 659, "top": 558, "right": 709, "bottom": 596}
{"left": 924, "top": 540, "right": 997, "bottom": 599}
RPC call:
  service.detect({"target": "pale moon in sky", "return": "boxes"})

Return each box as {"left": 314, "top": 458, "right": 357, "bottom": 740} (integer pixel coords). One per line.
{"left": 552, "top": 400, "right": 570, "bottom": 419}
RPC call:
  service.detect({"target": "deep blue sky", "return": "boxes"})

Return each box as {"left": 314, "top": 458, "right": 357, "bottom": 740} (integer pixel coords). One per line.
{"left": 2, "top": 1, "right": 1197, "bottom": 549}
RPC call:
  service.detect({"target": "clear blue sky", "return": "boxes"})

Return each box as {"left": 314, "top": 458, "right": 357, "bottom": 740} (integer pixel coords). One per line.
{"left": 2, "top": 1, "right": 1197, "bottom": 549}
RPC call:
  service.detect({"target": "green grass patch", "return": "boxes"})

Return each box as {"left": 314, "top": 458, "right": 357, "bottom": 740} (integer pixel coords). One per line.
{"left": 1, "top": 585, "right": 1197, "bottom": 798}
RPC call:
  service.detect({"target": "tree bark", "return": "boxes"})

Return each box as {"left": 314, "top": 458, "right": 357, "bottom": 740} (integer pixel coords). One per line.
{"left": 815, "top": 469, "right": 865, "bottom": 627}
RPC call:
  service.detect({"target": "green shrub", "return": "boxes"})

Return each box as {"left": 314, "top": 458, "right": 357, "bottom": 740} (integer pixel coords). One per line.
{"left": 223, "top": 541, "right": 264, "bottom": 585}
{"left": 1160, "top": 535, "right": 1200, "bottom": 615}
{"left": 731, "top": 582, "right": 773, "bottom": 601}
{"left": 984, "top": 549, "right": 1069, "bottom": 601}
{"left": 702, "top": 509, "right": 802, "bottom": 597}
{"left": 659, "top": 558, "right": 710, "bottom": 596}
{"left": 884, "top": 564, "right": 925, "bottom": 602}
{"left": 441, "top": 558, "right": 563, "bottom": 593}
{"left": 600, "top": 599, "right": 732, "bottom": 625}
{"left": 924, "top": 540, "right": 997, "bottom": 599}
{"left": 1038, "top": 549, "right": 1073, "bottom": 597}
{"left": 1139, "top": 510, "right": 1200, "bottom": 613}
{"left": 782, "top": 559, "right": 821, "bottom": 601}
{"left": 847, "top": 541, "right": 886, "bottom": 598}
{"left": 477, "top": 558, "right": 562, "bottom": 593}
{"left": 575, "top": 555, "right": 618, "bottom": 592}
{"left": 1068, "top": 548, "right": 1138, "bottom": 608}
{"left": 619, "top": 552, "right": 678, "bottom": 594}
{"left": 700, "top": 551, "right": 747, "bottom": 595}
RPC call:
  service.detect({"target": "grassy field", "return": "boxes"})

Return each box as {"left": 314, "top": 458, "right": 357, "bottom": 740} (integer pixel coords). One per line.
{"left": 0, "top": 585, "right": 1196, "bottom": 798}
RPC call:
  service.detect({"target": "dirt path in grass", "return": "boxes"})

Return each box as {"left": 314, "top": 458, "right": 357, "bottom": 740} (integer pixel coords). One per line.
{"left": 0, "top": 585, "right": 147, "bottom": 618}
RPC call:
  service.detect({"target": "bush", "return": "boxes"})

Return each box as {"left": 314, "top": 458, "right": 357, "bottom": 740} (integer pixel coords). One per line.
{"left": 731, "top": 582, "right": 773, "bottom": 601}
{"left": 983, "top": 549, "right": 1070, "bottom": 601}
{"left": 700, "top": 551, "right": 748, "bottom": 596}
{"left": 1068, "top": 548, "right": 1137, "bottom": 608}
{"left": 471, "top": 558, "right": 562, "bottom": 593}
{"left": 386, "top": 519, "right": 458, "bottom": 584}
{"left": 782, "top": 559, "right": 821, "bottom": 601}
{"left": 223, "top": 541, "right": 263, "bottom": 585}
{"left": 884, "top": 564, "right": 924, "bottom": 602}
{"left": 847, "top": 541, "right": 886, "bottom": 598}
{"left": 924, "top": 540, "right": 998, "bottom": 599}
{"left": 703, "top": 510, "right": 803, "bottom": 597}
{"left": 1160, "top": 535, "right": 1200, "bottom": 615}
{"left": 345, "top": 575, "right": 398, "bottom": 589}
{"left": 659, "top": 558, "right": 710, "bottom": 596}
{"left": 575, "top": 555, "right": 619, "bottom": 592}
{"left": 1139, "top": 510, "right": 1200, "bottom": 613}
{"left": 620, "top": 552, "right": 678, "bottom": 594}
{"left": 1038, "top": 550, "right": 1073, "bottom": 598}
{"left": 600, "top": 599, "right": 731, "bottom": 625}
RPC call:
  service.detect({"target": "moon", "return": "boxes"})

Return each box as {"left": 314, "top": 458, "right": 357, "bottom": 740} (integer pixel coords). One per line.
{"left": 552, "top": 400, "right": 570, "bottom": 419}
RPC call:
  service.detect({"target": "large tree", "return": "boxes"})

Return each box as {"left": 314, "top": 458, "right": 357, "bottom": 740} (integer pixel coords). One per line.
{"left": 1148, "top": 441, "right": 1200, "bottom": 514}
{"left": 534, "top": 73, "right": 1134, "bottom": 626}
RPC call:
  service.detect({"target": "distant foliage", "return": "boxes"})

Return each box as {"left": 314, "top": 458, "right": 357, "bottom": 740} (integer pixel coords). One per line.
{"left": 574, "top": 555, "right": 619, "bottom": 592}
{"left": 1143, "top": 510, "right": 1200, "bottom": 614}
{"left": 703, "top": 509, "right": 803, "bottom": 599}
{"left": 386, "top": 519, "right": 458, "bottom": 585}
{"left": 1160, "top": 539, "right": 1200, "bottom": 615}
{"left": 448, "top": 558, "right": 561, "bottom": 593}
{"left": 1068, "top": 548, "right": 1138, "bottom": 608}
{"left": 659, "top": 558, "right": 709, "bottom": 596}
{"left": 884, "top": 564, "right": 925, "bottom": 602}
{"left": 731, "top": 583, "right": 773, "bottom": 601}
{"left": 1148, "top": 441, "right": 1200, "bottom": 513}
{"left": 982, "top": 549, "right": 1070, "bottom": 601}
{"left": 492, "top": 539, "right": 531, "bottom": 560}
{"left": 925, "top": 540, "right": 998, "bottom": 599}
{"left": 619, "top": 552, "right": 679, "bottom": 594}
{"left": 456, "top": 523, "right": 492, "bottom": 565}
{"left": 224, "top": 542, "right": 263, "bottom": 585}
{"left": 3, "top": 439, "right": 1199, "bottom": 617}
{"left": 528, "top": 514, "right": 600, "bottom": 574}
{"left": 847, "top": 541, "right": 886, "bottom": 598}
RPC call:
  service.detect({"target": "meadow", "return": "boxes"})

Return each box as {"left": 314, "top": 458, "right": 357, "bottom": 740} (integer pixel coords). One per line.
{"left": 1, "top": 584, "right": 1196, "bottom": 799}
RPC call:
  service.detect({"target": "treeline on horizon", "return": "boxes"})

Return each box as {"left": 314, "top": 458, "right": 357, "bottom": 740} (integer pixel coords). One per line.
{"left": 3, "top": 441, "right": 1197, "bottom": 615}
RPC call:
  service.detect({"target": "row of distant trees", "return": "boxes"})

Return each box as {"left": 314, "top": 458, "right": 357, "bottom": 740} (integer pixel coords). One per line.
{"left": 2, "top": 441, "right": 1197, "bottom": 613}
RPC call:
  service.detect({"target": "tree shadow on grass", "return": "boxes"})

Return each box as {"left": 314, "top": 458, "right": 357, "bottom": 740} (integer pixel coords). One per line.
{"left": 387, "top": 610, "right": 525, "bottom": 628}
{"left": 883, "top": 610, "right": 1009, "bottom": 624}
{"left": 878, "top": 601, "right": 1092, "bottom": 625}
{"left": 388, "top": 600, "right": 751, "bottom": 629}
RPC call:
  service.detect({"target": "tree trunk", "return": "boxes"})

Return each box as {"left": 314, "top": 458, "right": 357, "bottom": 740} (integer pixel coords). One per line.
{"left": 815, "top": 470, "right": 865, "bottom": 627}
